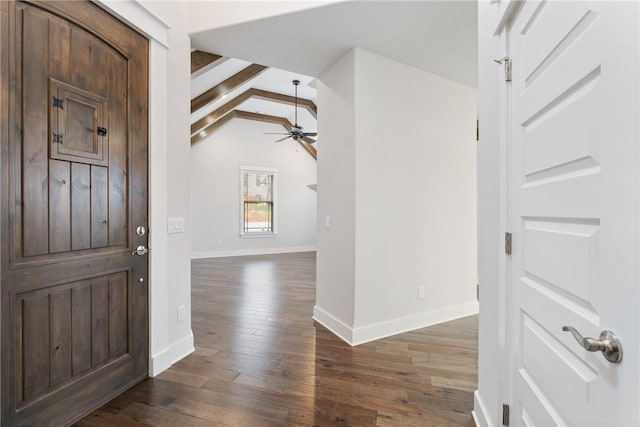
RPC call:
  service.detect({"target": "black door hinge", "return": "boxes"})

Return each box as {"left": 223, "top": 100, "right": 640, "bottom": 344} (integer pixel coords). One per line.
{"left": 52, "top": 96, "right": 64, "bottom": 109}
{"left": 503, "top": 403, "right": 510, "bottom": 426}
{"left": 505, "top": 232, "right": 512, "bottom": 255}
{"left": 97, "top": 126, "right": 108, "bottom": 136}
{"left": 52, "top": 133, "right": 63, "bottom": 144}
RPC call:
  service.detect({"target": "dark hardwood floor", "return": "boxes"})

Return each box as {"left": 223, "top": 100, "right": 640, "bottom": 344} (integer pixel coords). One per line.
{"left": 78, "top": 252, "right": 478, "bottom": 426}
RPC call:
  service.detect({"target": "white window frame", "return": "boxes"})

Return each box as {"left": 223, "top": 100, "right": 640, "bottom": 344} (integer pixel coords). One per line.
{"left": 240, "top": 165, "right": 278, "bottom": 238}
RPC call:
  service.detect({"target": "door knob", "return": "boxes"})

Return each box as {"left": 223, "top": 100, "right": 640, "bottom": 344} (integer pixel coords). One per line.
{"left": 131, "top": 245, "right": 148, "bottom": 256}
{"left": 562, "top": 326, "right": 623, "bottom": 363}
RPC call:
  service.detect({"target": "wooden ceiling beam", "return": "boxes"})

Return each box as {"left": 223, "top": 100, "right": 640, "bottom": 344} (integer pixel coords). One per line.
{"left": 191, "top": 90, "right": 253, "bottom": 135}
{"left": 191, "top": 63, "right": 268, "bottom": 113}
{"left": 251, "top": 88, "right": 317, "bottom": 118}
{"left": 191, "top": 88, "right": 317, "bottom": 135}
{"left": 191, "top": 110, "right": 317, "bottom": 160}
{"left": 191, "top": 50, "right": 222, "bottom": 74}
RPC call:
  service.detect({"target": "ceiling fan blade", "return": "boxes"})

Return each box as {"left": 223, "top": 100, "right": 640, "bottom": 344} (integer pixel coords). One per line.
{"left": 301, "top": 136, "right": 316, "bottom": 144}
{"left": 303, "top": 132, "right": 317, "bottom": 137}
{"left": 274, "top": 135, "right": 293, "bottom": 143}
{"left": 264, "top": 132, "right": 290, "bottom": 135}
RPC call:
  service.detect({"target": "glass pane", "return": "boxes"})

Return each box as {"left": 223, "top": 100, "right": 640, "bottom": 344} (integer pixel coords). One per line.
{"left": 244, "top": 201, "right": 273, "bottom": 233}
{"left": 243, "top": 172, "right": 272, "bottom": 202}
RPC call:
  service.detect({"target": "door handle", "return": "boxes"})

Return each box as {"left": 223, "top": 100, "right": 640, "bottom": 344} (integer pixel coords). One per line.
{"left": 562, "top": 326, "right": 623, "bottom": 364}
{"left": 131, "top": 245, "right": 149, "bottom": 256}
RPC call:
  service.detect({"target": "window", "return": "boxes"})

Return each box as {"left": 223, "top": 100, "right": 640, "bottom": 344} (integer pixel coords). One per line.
{"left": 241, "top": 166, "right": 277, "bottom": 236}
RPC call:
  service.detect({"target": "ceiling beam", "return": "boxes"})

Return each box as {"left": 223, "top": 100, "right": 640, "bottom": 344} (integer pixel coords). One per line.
{"left": 191, "top": 88, "right": 317, "bottom": 136}
{"left": 191, "top": 89, "right": 254, "bottom": 135}
{"left": 191, "top": 63, "right": 268, "bottom": 113}
{"left": 251, "top": 88, "right": 317, "bottom": 118}
{"left": 191, "top": 110, "right": 317, "bottom": 160}
{"left": 191, "top": 50, "right": 222, "bottom": 74}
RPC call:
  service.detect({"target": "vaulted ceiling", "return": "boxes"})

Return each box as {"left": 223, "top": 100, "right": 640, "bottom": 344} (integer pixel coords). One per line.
{"left": 190, "top": 52, "right": 318, "bottom": 159}
{"left": 190, "top": 1, "right": 478, "bottom": 88}
{"left": 188, "top": 1, "right": 478, "bottom": 161}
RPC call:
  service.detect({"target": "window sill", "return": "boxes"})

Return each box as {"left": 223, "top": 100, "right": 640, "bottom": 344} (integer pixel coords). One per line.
{"left": 240, "top": 232, "right": 278, "bottom": 239}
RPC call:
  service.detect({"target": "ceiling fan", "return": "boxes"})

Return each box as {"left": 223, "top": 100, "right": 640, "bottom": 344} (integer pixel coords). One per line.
{"left": 265, "top": 79, "right": 317, "bottom": 144}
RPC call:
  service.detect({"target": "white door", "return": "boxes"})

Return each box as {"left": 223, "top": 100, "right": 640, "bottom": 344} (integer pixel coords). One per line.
{"left": 508, "top": 1, "right": 639, "bottom": 425}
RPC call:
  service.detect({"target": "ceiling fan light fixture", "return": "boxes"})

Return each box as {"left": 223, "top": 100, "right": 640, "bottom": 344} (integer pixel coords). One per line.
{"left": 265, "top": 79, "right": 317, "bottom": 144}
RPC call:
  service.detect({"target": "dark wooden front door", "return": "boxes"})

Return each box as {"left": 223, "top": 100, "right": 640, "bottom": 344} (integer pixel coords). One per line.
{"left": 0, "top": 1, "right": 149, "bottom": 425}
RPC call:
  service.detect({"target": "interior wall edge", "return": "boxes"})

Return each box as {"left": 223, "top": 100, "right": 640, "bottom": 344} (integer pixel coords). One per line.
{"left": 472, "top": 390, "right": 494, "bottom": 427}
{"left": 149, "top": 331, "right": 195, "bottom": 377}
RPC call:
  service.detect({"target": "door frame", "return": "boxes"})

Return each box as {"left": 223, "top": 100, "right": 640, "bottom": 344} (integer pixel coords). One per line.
{"left": 93, "top": 1, "right": 195, "bottom": 377}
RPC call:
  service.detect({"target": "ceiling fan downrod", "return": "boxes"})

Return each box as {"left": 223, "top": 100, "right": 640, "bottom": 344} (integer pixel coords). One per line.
{"left": 293, "top": 79, "right": 300, "bottom": 127}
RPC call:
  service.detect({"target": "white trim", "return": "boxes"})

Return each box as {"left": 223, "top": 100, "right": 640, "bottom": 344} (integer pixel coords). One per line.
{"left": 313, "top": 301, "right": 479, "bottom": 347}
{"left": 191, "top": 246, "right": 316, "bottom": 259}
{"left": 472, "top": 390, "right": 494, "bottom": 427}
{"left": 240, "top": 165, "right": 278, "bottom": 236}
{"left": 492, "top": 0, "right": 520, "bottom": 36}
{"left": 240, "top": 232, "right": 278, "bottom": 239}
{"left": 351, "top": 301, "right": 479, "bottom": 345}
{"left": 149, "top": 332, "right": 194, "bottom": 377}
{"left": 95, "top": 0, "right": 170, "bottom": 47}
{"left": 312, "top": 306, "right": 354, "bottom": 345}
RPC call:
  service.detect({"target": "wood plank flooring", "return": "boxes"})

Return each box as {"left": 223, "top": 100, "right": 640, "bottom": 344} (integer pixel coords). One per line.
{"left": 78, "top": 252, "right": 478, "bottom": 426}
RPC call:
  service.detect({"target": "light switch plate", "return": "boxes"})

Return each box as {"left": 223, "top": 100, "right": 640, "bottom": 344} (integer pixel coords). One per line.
{"left": 168, "top": 217, "right": 185, "bottom": 234}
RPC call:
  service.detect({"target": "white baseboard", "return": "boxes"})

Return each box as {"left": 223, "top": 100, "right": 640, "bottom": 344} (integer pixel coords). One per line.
{"left": 313, "top": 301, "right": 479, "bottom": 347}
{"left": 149, "top": 331, "right": 195, "bottom": 376}
{"left": 351, "top": 301, "right": 479, "bottom": 345}
{"left": 191, "top": 246, "right": 316, "bottom": 259}
{"left": 473, "top": 390, "right": 493, "bottom": 427}
{"left": 312, "top": 306, "right": 354, "bottom": 345}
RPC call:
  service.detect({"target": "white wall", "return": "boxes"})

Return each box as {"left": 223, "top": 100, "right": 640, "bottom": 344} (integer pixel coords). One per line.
{"left": 315, "top": 50, "right": 357, "bottom": 336}
{"left": 147, "top": 0, "right": 194, "bottom": 375}
{"left": 190, "top": 119, "right": 317, "bottom": 258}
{"left": 353, "top": 49, "right": 478, "bottom": 341}
{"left": 314, "top": 48, "right": 478, "bottom": 345}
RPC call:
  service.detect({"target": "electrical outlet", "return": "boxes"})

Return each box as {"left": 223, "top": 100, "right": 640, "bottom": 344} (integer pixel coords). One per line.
{"left": 417, "top": 286, "right": 425, "bottom": 299}
{"left": 325, "top": 215, "right": 331, "bottom": 229}
{"left": 177, "top": 305, "right": 186, "bottom": 322}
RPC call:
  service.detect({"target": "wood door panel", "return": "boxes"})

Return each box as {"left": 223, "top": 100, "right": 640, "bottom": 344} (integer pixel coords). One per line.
{"left": 71, "top": 163, "right": 91, "bottom": 250}
{"left": 91, "top": 165, "right": 109, "bottom": 249}
{"left": 71, "top": 284, "right": 93, "bottom": 376}
{"left": 21, "top": 295, "right": 50, "bottom": 402}
{"left": 15, "top": 4, "right": 129, "bottom": 264}
{"left": 2, "top": 1, "right": 149, "bottom": 425}
{"left": 20, "top": 5, "right": 50, "bottom": 258}
{"left": 50, "top": 289, "right": 73, "bottom": 388}
{"left": 91, "top": 278, "right": 110, "bottom": 367}
{"left": 16, "top": 272, "right": 132, "bottom": 406}
{"left": 106, "top": 53, "right": 128, "bottom": 248}
{"left": 108, "top": 273, "right": 129, "bottom": 358}
{"left": 49, "top": 159, "right": 72, "bottom": 253}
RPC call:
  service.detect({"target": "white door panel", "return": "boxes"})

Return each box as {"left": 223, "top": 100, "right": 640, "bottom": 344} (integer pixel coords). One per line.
{"left": 508, "top": 1, "right": 638, "bottom": 426}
